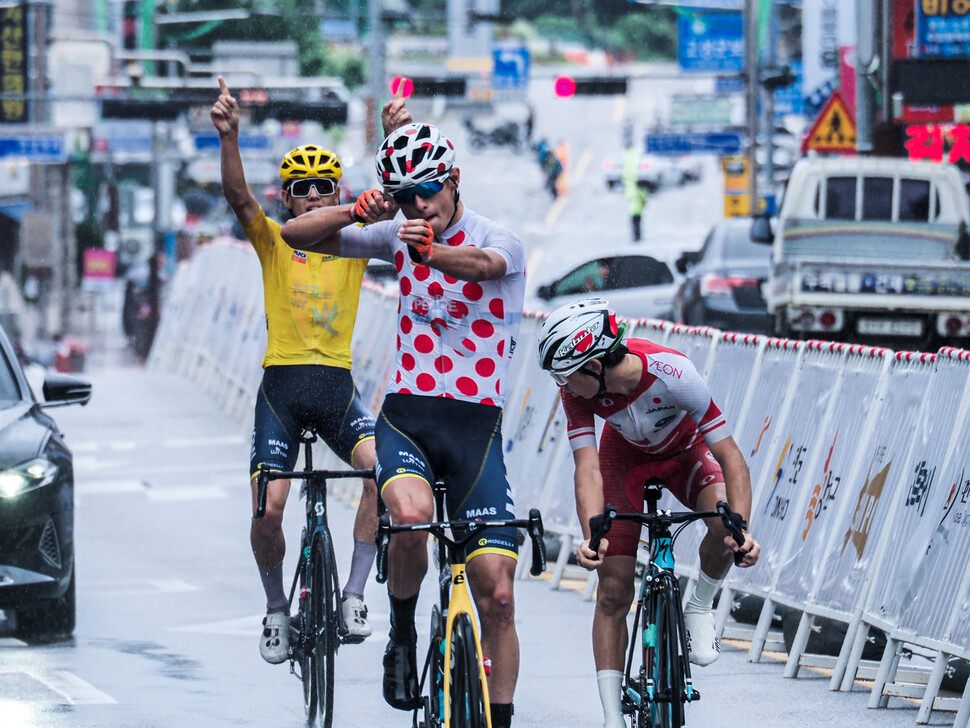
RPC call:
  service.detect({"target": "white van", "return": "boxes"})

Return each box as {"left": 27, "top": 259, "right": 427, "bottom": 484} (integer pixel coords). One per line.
{"left": 764, "top": 156, "right": 970, "bottom": 345}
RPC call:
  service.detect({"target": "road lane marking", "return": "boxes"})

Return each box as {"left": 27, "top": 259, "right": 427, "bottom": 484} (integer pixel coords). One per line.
{"left": 76, "top": 479, "right": 146, "bottom": 495}
{"left": 88, "top": 579, "right": 198, "bottom": 595}
{"left": 162, "top": 435, "right": 247, "bottom": 448}
{"left": 526, "top": 248, "right": 545, "bottom": 281}
{"left": 0, "top": 669, "right": 118, "bottom": 705}
{"left": 573, "top": 149, "right": 594, "bottom": 182}
{"left": 543, "top": 196, "right": 567, "bottom": 228}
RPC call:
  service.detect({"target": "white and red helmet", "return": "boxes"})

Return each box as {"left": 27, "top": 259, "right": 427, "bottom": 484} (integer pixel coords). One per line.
{"left": 537, "top": 298, "right": 628, "bottom": 380}
{"left": 376, "top": 123, "right": 456, "bottom": 191}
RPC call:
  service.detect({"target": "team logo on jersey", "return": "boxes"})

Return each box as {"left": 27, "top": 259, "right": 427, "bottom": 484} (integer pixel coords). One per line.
{"left": 655, "top": 414, "right": 678, "bottom": 430}
{"left": 291, "top": 251, "right": 307, "bottom": 264}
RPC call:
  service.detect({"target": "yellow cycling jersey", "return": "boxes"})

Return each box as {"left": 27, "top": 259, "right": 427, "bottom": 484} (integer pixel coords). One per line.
{"left": 243, "top": 207, "right": 368, "bottom": 369}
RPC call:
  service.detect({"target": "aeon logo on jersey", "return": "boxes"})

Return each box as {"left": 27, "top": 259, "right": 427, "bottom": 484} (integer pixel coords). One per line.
{"left": 649, "top": 360, "right": 683, "bottom": 379}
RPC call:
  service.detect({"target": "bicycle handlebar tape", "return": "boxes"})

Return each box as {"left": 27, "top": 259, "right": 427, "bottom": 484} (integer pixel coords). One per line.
{"left": 352, "top": 188, "right": 381, "bottom": 224}
{"left": 407, "top": 220, "right": 435, "bottom": 264}
{"left": 716, "top": 500, "right": 749, "bottom": 565}
{"left": 587, "top": 506, "right": 616, "bottom": 556}
{"left": 255, "top": 471, "right": 268, "bottom": 520}
{"left": 375, "top": 513, "right": 392, "bottom": 584}
{"left": 528, "top": 509, "right": 546, "bottom": 576}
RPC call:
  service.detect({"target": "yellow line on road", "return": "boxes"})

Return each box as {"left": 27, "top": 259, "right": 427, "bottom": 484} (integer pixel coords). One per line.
{"left": 544, "top": 195, "right": 568, "bottom": 228}
{"left": 613, "top": 95, "right": 627, "bottom": 124}
{"left": 573, "top": 148, "right": 594, "bottom": 181}
{"left": 527, "top": 247, "right": 545, "bottom": 276}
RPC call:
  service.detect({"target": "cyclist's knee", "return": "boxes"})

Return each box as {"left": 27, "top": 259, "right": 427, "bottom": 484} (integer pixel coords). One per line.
{"left": 252, "top": 505, "right": 283, "bottom": 535}
{"left": 596, "top": 579, "right": 635, "bottom": 618}
{"left": 477, "top": 586, "right": 515, "bottom": 628}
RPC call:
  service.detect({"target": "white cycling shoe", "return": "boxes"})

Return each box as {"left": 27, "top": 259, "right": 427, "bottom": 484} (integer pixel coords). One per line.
{"left": 342, "top": 595, "right": 372, "bottom": 640}
{"left": 260, "top": 611, "right": 291, "bottom": 664}
{"left": 684, "top": 609, "right": 720, "bottom": 666}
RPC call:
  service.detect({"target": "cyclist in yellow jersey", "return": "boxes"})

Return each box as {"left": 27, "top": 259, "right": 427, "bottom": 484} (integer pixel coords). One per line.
{"left": 211, "top": 76, "right": 410, "bottom": 664}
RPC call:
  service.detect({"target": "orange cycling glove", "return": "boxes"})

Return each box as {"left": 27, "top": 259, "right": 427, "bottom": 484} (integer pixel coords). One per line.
{"left": 352, "top": 189, "right": 382, "bottom": 223}
{"left": 407, "top": 220, "right": 435, "bottom": 264}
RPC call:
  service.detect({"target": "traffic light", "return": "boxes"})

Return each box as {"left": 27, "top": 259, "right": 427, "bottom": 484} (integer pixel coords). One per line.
{"left": 553, "top": 76, "right": 627, "bottom": 97}
{"left": 407, "top": 76, "right": 467, "bottom": 98}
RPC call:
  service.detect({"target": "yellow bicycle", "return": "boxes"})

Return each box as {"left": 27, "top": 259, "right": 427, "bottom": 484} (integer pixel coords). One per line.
{"left": 376, "top": 481, "right": 546, "bottom": 728}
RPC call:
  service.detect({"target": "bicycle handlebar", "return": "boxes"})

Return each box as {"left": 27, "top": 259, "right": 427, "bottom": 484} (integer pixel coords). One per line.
{"left": 254, "top": 466, "right": 376, "bottom": 520}
{"left": 587, "top": 501, "right": 748, "bottom": 566}
{"left": 374, "top": 508, "right": 547, "bottom": 583}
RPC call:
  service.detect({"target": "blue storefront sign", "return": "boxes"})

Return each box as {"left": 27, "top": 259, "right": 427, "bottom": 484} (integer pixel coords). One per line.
{"left": 492, "top": 47, "right": 529, "bottom": 90}
{"left": 0, "top": 135, "right": 65, "bottom": 161}
{"left": 193, "top": 133, "right": 270, "bottom": 152}
{"left": 645, "top": 131, "right": 744, "bottom": 155}
{"left": 773, "top": 60, "right": 804, "bottom": 116}
{"left": 916, "top": 3, "right": 970, "bottom": 57}
{"left": 678, "top": 11, "right": 744, "bottom": 72}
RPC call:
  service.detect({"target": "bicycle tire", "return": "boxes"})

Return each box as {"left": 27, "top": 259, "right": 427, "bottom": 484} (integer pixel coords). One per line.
{"left": 639, "top": 575, "right": 685, "bottom": 728}
{"left": 299, "top": 532, "right": 317, "bottom": 723}
{"left": 427, "top": 605, "right": 445, "bottom": 727}
{"left": 312, "top": 535, "right": 338, "bottom": 728}
{"left": 449, "top": 613, "right": 488, "bottom": 728}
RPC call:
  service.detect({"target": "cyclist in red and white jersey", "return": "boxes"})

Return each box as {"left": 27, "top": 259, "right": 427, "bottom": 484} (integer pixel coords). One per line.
{"left": 281, "top": 122, "right": 525, "bottom": 728}
{"left": 537, "top": 298, "right": 760, "bottom": 728}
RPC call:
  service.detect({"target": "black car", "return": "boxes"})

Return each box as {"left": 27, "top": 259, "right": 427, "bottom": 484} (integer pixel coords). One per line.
{"left": 672, "top": 217, "right": 772, "bottom": 334}
{"left": 0, "top": 325, "right": 91, "bottom": 640}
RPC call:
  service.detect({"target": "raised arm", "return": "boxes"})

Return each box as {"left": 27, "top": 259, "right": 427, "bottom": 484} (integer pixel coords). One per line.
{"left": 280, "top": 188, "right": 396, "bottom": 255}
{"left": 211, "top": 76, "right": 260, "bottom": 225}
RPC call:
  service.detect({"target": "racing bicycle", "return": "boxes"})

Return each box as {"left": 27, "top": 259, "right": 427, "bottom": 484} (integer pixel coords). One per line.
{"left": 587, "top": 480, "right": 747, "bottom": 728}
{"left": 255, "top": 429, "right": 375, "bottom": 728}
{"left": 375, "top": 480, "right": 547, "bottom": 728}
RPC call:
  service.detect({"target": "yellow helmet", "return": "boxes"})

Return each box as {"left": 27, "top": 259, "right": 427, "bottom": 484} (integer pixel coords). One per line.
{"left": 279, "top": 144, "right": 343, "bottom": 185}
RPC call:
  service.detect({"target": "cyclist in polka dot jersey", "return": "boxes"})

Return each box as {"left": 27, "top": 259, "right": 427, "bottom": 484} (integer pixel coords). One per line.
{"left": 282, "top": 121, "right": 525, "bottom": 728}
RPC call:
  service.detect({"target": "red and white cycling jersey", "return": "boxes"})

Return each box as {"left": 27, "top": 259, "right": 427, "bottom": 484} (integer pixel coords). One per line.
{"left": 562, "top": 338, "right": 729, "bottom": 456}
{"left": 341, "top": 208, "right": 525, "bottom": 407}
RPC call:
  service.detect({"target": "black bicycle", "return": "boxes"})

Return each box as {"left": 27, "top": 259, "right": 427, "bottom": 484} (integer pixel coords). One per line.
{"left": 255, "top": 429, "right": 374, "bottom": 728}
{"left": 375, "top": 480, "right": 547, "bottom": 728}
{"left": 587, "top": 480, "right": 747, "bottom": 728}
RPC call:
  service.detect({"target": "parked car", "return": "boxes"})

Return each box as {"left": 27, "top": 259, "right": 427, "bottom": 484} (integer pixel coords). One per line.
{"left": 0, "top": 324, "right": 92, "bottom": 640}
{"left": 529, "top": 249, "right": 680, "bottom": 321}
{"left": 672, "top": 217, "right": 773, "bottom": 334}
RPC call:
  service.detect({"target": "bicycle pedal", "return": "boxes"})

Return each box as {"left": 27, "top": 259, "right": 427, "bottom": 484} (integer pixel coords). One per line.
{"left": 340, "top": 632, "right": 367, "bottom": 645}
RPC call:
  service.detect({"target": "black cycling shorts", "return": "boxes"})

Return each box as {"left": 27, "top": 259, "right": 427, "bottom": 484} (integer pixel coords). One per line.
{"left": 250, "top": 365, "right": 375, "bottom": 479}
{"left": 375, "top": 393, "right": 518, "bottom": 561}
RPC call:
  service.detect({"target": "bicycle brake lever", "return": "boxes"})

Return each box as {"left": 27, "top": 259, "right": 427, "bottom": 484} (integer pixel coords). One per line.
{"left": 528, "top": 509, "right": 546, "bottom": 576}
{"left": 255, "top": 471, "right": 269, "bottom": 520}
{"left": 375, "top": 513, "right": 391, "bottom": 584}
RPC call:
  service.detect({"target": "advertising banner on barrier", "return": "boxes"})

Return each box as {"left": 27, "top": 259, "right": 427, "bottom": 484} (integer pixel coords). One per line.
{"left": 732, "top": 346, "right": 843, "bottom": 595}
{"left": 815, "top": 356, "right": 938, "bottom": 614}
{"left": 773, "top": 348, "right": 890, "bottom": 607}
{"left": 703, "top": 334, "right": 763, "bottom": 425}
{"left": 891, "top": 354, "right": 970, "bottom": 647}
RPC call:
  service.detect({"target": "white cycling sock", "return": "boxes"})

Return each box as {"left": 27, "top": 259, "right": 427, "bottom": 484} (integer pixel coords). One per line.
{"left": 597, "top": 669, "right": 626, "bottom": 728}
{"left": 685, "top": 571, "right": 722, "bottom": 614}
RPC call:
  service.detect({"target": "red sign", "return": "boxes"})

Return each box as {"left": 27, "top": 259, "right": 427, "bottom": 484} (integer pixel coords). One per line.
{"left": 82, "top": 249, "right": 117, "bottom": 280}
{"left": 905, "top": 123, "right": 970, "bottom": 163}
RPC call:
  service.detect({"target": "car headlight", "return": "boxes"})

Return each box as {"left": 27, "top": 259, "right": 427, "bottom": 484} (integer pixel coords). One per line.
{"left": 0, "top": 458, "right": 59, "bottom": 498}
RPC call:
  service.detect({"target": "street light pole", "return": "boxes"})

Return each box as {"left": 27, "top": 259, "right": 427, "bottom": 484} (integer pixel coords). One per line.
{"left": 745, "top": 0, "right": 760, "bottom": 214}
{"left": 366, "top": 0, "right": 384, "bottom": 147}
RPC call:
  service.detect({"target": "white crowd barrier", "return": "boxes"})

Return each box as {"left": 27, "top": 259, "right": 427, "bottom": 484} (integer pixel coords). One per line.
{"left": 151, "top": 244, "right": 970, "bottom": 727}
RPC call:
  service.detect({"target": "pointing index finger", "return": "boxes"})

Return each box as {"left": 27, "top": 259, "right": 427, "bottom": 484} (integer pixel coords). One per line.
{"left": 218, "top": 75, "right": 229, "bottom": 95}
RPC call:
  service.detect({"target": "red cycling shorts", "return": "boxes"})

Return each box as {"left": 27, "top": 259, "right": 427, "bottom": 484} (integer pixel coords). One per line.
{"left": 598, "top": 427, "right": 723, "bottom": 558}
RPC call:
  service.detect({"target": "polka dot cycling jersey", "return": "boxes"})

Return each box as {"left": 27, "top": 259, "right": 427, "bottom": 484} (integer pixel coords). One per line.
{"left": 340, "top": 208, "right": 525, "bottom": 406}
{"left": 561, "top": 337, "right": 730, "bottom": 456}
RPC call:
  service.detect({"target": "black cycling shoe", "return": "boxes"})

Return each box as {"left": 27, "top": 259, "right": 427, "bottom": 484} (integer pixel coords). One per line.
{"left": 382, "top": 636, "right": 420, "bottom": 710}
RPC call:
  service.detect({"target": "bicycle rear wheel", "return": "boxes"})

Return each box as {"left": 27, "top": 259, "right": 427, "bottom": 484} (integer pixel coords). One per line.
{"left": 448, "top": 612, "right": 488, "bottom": 728}
{"left": 311, "top": 535, "right": 338, "bottom": 728}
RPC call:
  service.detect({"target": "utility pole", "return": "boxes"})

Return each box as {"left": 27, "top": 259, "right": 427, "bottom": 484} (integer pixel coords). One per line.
{"left": 744, "top": 0, "right": 759, "bottom": 214}
{"left": 366, "top": 0, "right": 384, "bottom": 147}
{"left": 856, "top": 0, "right": 878, "bottom": 155}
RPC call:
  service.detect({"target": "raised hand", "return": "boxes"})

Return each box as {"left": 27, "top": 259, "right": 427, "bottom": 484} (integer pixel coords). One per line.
{"left": 210, "top": 76, "right": 240, "bottom": 136}
{"left": 381, "top": 78, "right": 413, "bottom": 137}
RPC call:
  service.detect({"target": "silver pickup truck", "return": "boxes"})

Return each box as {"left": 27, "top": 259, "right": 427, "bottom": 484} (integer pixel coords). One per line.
{"left": 764, "top": 156, "right": 970, "bottom": 347}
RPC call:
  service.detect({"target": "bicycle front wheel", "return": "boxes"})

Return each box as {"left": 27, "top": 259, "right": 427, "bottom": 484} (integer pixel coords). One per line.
{"left": 640, "top": 576, "right": 686, "bottom": 728}
{"left": 311, "top": 535, "right": 338, "bottom": 728}
{"left": 299, "top": 532, "right": 317, "bottom": 723}
{"left": 448, "top": 612, "right": 488, "bottom": 728}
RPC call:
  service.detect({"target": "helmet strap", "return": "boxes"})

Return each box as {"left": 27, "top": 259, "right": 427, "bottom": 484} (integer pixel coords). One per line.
{"left": 443, "top": 175, "right": 460, "bottom": 231}
{"left": 578, "top": 363, "right": 609, "bottom": 398}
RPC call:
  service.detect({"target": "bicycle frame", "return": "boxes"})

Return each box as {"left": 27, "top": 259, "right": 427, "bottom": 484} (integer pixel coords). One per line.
{"left": 588, "top": 481, "right": 747, "bottom": 727}
{"left": 376, "top": 481, "right": 546, "bottom": 728}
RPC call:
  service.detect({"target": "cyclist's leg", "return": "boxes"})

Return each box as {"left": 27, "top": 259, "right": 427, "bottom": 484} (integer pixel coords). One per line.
{"left": 374, "top": 397, "right": 436, "bottom": 709}
{"left": 313, "top": 373, "right": 379, "bottom": 636}
{"left": 250, "top": 368, "right": 301, "bottom": 662}
{"left": 594, "top": 556, "right": 637, "bottom": 728}
{"left": 670, "top": 443, "right": 731, "bottom": 666}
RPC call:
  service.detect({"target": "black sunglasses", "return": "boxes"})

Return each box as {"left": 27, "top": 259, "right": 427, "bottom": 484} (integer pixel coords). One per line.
{"left": 288, "top": 178, "right": 338, "bottom": 197}
{"left": 391, "top": 179, "right": 446, "bottom": 205}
